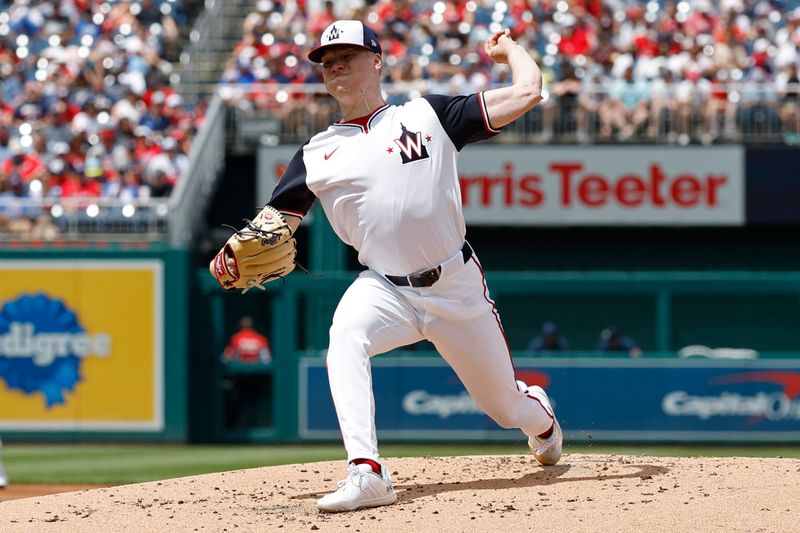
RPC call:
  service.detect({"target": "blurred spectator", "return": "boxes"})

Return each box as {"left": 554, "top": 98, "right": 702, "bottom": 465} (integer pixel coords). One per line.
{"left": 45, "top": 158, "right": 77, "bottom": 198}
{"left": 601, "top": 66, "right": 650, "bottom": 141}
{"left": 146, "top": 136, "right": 189, "bottom": 185}
{"left": 736, "top": 67, "right": 780, "bottom": 139}
{"left": 597, "top": 327, "right": 642, "bottom": 358}
{"left": 1, "top": 145, "right": 45, "bottom": 183}
{"left": 308, "top": 1, "right": 338, "bottom": 36}
{"left": 650, "top": 68, "right": 680, "bottom": 141}
{"left": 140, "top": 97, "right": 172, "bottom": 132}
{"left": 0, "top": 128, "right": 11, "bottom": 164}
{"left": 542, "top": 62, "right": 588, "bottom": 143}
{"left": 223, "top": 316, "right": 272, "bottom": 364}
{"left": 113, "top": 169, "right": 144, "bottom": 202}
{"left": 148, "top": 169, "right": 174, "bottom": 198}
{"left": 703, "top": 69, "right": 738, "bottom": 143}
{"left": 221, "top": 316, "right": 273, "bottom": 430}
{"left": 777, "top": 64, "right": 800, "bottom": 144}
{"left": 527, "top": 321, "right": 570, "bottom": 353}
{"left": 674, "top": 69, "right": 711, "bottom": 144}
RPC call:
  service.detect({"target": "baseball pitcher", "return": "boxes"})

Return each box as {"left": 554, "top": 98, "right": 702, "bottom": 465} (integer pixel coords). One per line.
{"left": 210, "top": 20, "right": 562, "bottom": 513}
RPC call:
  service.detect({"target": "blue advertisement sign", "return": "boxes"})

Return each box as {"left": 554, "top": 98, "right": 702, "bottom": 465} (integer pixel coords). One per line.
{"left": 300, "top": 358, "right": 800, "bottom": 442}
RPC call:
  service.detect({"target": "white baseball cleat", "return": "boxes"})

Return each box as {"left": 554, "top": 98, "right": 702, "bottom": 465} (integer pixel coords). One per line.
{"left": 524, "top": 385, "right": 563, "bottom": 466}
{"left": 317, "top": 463, "right": 397, "bottom": 513}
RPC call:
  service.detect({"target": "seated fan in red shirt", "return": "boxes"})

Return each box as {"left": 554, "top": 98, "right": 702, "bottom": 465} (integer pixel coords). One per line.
{"left": 223, "top": 316, "right": 271, "bottom": 364}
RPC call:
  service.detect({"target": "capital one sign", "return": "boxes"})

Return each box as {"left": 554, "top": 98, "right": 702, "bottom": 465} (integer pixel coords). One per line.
{"left": 458, "top": 146, "right": 744, "bottom": 226}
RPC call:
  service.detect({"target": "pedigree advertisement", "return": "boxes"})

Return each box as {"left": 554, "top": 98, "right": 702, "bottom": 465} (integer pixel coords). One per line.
{"left": 458, "top": 146, "right": 745, "bottom": 225}
{"left": 0, "top": 261, "right": 163, "bottom": 431}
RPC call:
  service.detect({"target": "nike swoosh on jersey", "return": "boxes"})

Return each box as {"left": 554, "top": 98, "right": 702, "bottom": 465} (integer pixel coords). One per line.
{"left": 324, "top": 146, "right": 340, "bottom": 160}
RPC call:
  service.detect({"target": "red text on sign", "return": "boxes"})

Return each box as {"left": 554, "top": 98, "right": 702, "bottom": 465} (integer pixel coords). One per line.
{"left": 551, "top": 162, "right": 728, "bottom": 208}
{"left": 459, "top": 163, "right": 543, "bottom": 207}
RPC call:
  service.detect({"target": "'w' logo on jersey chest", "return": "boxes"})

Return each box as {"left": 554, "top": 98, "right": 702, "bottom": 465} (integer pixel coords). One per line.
{"left": 391, "top": 123, "right": 430, "bottom": 164}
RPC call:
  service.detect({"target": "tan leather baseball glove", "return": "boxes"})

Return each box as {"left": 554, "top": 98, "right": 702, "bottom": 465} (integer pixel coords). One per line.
{"left": 211, "top": 205, "right": 297, "bottom": 293}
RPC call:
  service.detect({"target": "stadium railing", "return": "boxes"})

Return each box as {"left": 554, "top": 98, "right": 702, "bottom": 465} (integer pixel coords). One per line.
{"left": 168, "top": 93, "right": 226, "bottom": 247}
{"left": 224, "top": 82, "right": 800, "bottom": 151}
{"left": 0, "top": 93, "right": 225, "bottom": 246}
{"left": 198, "top": 269, "right": 800, "bottom": 355}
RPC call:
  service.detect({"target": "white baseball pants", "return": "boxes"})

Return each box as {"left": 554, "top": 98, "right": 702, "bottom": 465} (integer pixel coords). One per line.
{"left": 326, "top": 246, "right": 554, "bottom": 463}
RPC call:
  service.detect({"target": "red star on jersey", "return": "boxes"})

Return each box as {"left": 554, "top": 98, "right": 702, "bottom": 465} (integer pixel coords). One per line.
{"left": 386, "top": 147, "right": 394, "bottom": 154}
{"left": 425, "top": 134, "right": 432, "bottom": 142}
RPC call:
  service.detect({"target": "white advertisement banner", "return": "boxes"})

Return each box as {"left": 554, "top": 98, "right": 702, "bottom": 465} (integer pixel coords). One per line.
{"left": 458, "top": 146, "right": 745, "bottom": 226}
{"left": 260, "top": 146, "right": 745, "bottom": 226}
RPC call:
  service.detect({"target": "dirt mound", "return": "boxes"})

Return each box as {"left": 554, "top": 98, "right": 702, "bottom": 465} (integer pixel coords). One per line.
{"left": 0, "top": 454, "right": 797, "bottom": 532}
{"left": 0, "top": 484, "right": 108, "bottom": 502}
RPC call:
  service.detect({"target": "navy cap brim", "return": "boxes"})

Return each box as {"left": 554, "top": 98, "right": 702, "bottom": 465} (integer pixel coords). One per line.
{"left": 308, "top": 43, "right": 378, "bottom": 63}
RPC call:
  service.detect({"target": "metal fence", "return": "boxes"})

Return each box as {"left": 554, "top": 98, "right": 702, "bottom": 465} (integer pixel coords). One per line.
{"left": 171, "top": 0, "right": 254, "bottom": 104}
{"left": 0, "top": 197, "right": 170, "bottom": 242}
{"left": 224, "top": 82, "right": 800, "bottom": 152}
{"left": 0, "top": 94, "right": 226, "bottom": 245}
{"left": 168, "top": 93, "right": 226, "bottom": 247}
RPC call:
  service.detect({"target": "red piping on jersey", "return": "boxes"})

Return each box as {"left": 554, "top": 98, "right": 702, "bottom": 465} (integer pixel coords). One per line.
{"left": 478, "top": 92, "right": 501, "bottom": 133}
{"left": 469, "top": 254, "right": 550, "bottom": 421}
{"left": 470, "top": 255, "right": 555, "bottom": 420}
{"left": 333, "top": 104, "right": 390, "bottom": 134}
{"left": 469, "top": 255, "right": 513, "bottom": 367}
{"left": 526, "top": 393, "right": 555, "bottom": 421}
{"left": 279, "top": 209, "right": 305, "bottom": 219}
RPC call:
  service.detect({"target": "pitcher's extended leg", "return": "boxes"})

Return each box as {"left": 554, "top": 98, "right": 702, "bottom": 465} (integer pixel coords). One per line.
{"left": 428, "top": 313, "right": 554, "bottom": 439}
{"left": 423, "top": 260, "right": 554, "bottom": 439}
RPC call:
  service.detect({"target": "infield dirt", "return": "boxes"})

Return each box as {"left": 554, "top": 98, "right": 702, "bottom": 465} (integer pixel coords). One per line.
{"left": 0, "top": 453, "right": 798, "bottom": 532}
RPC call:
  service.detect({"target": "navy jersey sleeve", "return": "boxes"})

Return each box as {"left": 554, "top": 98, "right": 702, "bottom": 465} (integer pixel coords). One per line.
{"left": 422, "top": 92, "right": 502, "bottom": 151}
{"left": 268, "top": 144, "right": 317, "bottom": 218}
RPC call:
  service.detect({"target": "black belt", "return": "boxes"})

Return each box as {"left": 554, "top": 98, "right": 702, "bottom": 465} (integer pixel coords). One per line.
{"left": 385, "top": 242, "right": 473, "bottom": 288}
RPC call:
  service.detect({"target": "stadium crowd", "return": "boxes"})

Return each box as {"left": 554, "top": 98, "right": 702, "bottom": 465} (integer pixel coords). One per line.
{"left": 0, "top": 0, "right": 203, "bottom": 238}
{"left": 222, "top": 0, "right": 800, "bottom": 145}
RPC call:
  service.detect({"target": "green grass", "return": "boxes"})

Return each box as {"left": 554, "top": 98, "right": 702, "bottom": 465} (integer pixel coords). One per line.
{"left": 2, "top": 443, "right": 799, "bottom": 485}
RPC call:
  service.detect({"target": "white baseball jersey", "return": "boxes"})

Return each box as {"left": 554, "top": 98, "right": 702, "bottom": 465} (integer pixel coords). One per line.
{"left": 268, "top": 91, "right": 556, "bottom": 466}
{"left": 269, "top": 92, "right": 500, "bottom": 276}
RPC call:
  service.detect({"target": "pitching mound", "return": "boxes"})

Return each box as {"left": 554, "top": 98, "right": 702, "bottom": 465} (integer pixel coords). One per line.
{"left": 0, "top": 454, "right": 798, "bottom": 532}
{"left": 0, "top": 484, "right": 108, "bottom": 502}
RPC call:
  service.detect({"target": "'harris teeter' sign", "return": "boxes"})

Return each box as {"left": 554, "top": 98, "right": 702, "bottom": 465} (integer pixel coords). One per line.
{"left": 457, "top": 146, "right": 744, "bottom": 226}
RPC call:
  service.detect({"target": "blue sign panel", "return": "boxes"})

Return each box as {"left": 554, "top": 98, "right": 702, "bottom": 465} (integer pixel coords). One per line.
{"left": 300, "top": 358, "right": 800, "bottom": 442}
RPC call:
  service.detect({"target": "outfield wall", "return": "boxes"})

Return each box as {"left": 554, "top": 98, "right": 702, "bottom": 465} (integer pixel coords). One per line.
{"left": 196, "top": 271, "right": 800, "bottom": 444}
{"left": 300, "top": 357, "right": 800, "bottom": 443}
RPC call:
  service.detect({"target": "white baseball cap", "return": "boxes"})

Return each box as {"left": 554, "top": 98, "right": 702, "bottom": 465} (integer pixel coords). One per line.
{"left": 308, "top": 20, "right": 382, "bottom": 63}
